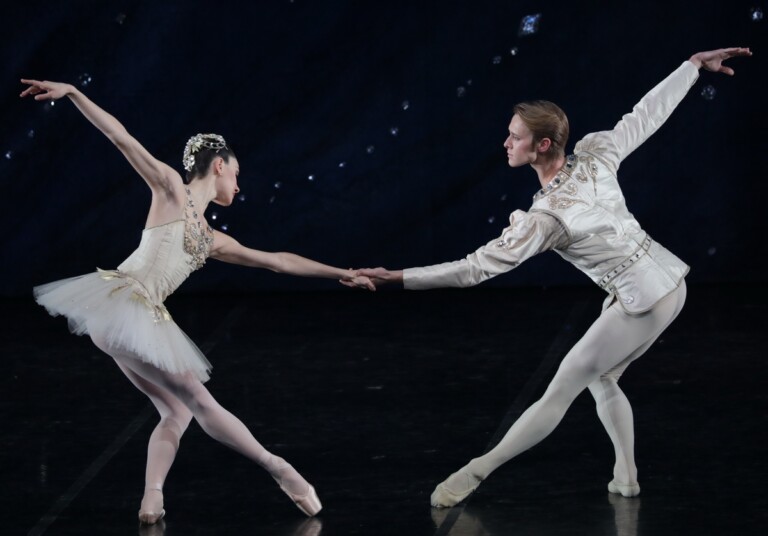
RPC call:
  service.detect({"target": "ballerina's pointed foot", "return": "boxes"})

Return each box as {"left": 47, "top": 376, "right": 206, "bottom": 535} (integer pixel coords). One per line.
{"left": 608, "top": 480, "right": 641, "bottom": 498}
{"left": 138, "top": 509, "right": 166, "bottom": 525}
{"left": 272, "top": 463, "right": 323, "bottom": 516}
{"left": 284, "top": 483, "right": 322, "bottom": 517}
{"left": 138, "top": 487, "right": 166, "bottom": 525}
{"left": 431, "top": 470, "right": 483, "bottom": 508}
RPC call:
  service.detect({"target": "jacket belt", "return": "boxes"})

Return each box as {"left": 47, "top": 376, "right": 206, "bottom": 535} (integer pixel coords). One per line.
{"left": 598, "top": 235, "right": 653, "bottom": 290}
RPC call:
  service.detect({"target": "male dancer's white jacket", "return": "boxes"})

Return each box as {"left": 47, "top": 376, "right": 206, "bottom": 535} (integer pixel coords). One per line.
{"left": 404, "top": 61, "right": 700, "bottom": 314}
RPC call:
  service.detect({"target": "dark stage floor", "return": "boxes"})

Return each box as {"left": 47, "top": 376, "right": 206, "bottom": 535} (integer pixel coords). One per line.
{"left": 3, "top": 283, "right": 767, "bottom": 535}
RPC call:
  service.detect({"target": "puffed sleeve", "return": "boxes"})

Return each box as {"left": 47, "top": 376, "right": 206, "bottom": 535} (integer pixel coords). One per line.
{"left": 403, "top": 210, "right": 569, "bottom": 290}
{"left": 575, "top": 61, "right": 699, "bottom": 175}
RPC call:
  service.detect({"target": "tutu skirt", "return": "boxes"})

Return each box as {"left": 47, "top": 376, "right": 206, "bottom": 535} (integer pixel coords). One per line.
{"left": 34, "top": 270, "right": 212, "bottom": 382}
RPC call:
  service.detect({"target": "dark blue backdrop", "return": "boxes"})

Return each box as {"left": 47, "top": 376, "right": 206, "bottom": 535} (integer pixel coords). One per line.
{"left": 2, "top": 0, "right": 766, "bottom": 296}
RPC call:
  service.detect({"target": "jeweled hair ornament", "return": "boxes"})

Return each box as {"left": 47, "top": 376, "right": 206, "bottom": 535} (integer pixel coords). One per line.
{"left": 183, "top": 133, "right": 227, "bottom": 172}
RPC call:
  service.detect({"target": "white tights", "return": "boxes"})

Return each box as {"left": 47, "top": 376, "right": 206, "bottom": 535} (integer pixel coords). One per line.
{"left": 464, "top": 282, "right": 687, "bottom": 486}
{"left": 90, "top": 335, "right": 310, "bottom": 513}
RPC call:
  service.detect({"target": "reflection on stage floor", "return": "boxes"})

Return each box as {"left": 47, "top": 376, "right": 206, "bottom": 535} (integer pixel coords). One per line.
{"left": 3, "top": 284, "right": 766, "bottom": 535}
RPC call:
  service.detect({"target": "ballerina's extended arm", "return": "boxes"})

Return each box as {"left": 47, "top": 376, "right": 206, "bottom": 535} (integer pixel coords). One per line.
{"left": 211, "top": 231, "right": 376, "bottom": 290}
{"left": 20, "top": 78, "right": 182, "bottom": 198}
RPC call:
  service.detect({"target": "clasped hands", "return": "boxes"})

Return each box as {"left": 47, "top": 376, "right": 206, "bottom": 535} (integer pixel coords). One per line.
{"left": 340, "top": 267, "right": 400, "bottom": 291}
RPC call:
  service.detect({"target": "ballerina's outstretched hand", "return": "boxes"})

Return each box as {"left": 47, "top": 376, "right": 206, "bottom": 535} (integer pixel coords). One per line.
{"left": 20, "top": 78, "right": 73, "bottom": 101}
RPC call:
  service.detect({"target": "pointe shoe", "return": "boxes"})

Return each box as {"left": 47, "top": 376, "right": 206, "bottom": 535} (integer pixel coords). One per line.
{"left": 277, "top": 482, "right": 322, "bottom": 517}
{"left": 430, "top": 470, "right": 483, "bottom": 508}
{"left": 272, "top": 465, "right": 323, "bottom": 516}
{"left": 608, "top": 480, "right": 641, "bottom": 497}
{"left": 138, "top": 508, "right": 166, "bottom": 525}
{"left": 138, "top": 487, "right": 166, "bottom": 525}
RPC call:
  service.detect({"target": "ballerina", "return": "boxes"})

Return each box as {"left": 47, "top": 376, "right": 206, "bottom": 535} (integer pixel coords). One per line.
{"left": 22, "top": 78, "right": 374, "bottom": 523}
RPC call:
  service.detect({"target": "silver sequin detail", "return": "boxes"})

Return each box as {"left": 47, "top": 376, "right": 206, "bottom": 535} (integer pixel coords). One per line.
{"left": 547, "top": 195, "right": 587, "bottom": 210}
{"left": 534, "top": 153, "right": 599, "bottom": 206}
{"left": 533, "top": 154, "right": 577, "bottom": 201}
{"left": 184, "top": 188, "right": 214, "bottom": 270}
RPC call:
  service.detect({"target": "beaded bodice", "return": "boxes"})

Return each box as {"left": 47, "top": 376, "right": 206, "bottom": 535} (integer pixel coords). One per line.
{"left": 183, "top": 188, "right": 214, "bottom": 270}
{"left": 115, "top": 192, "right": 214, "bottom": 304}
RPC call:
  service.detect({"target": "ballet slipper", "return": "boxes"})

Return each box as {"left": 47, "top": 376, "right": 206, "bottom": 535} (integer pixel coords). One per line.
{"left": 138, "top": 487, "right": 166, "bottom": 525}
{"left": 280, "top": 482, "right": 322, "bottom": 517}
{"left": 138, "top": 507, "right": 166, "bottom": 525}
{"left": 272, "top": 464, "right": 323, "bottom": 516}
{"left": 430, "top": 470, "right": 483, "bottom": 508}
{"left": 607, "top": 480, "right": 641, "bottom": 497}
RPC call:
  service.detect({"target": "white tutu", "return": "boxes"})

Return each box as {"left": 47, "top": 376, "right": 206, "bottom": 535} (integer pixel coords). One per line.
{"left": 34, "top": 270, "right": 212, "bottom": 382}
